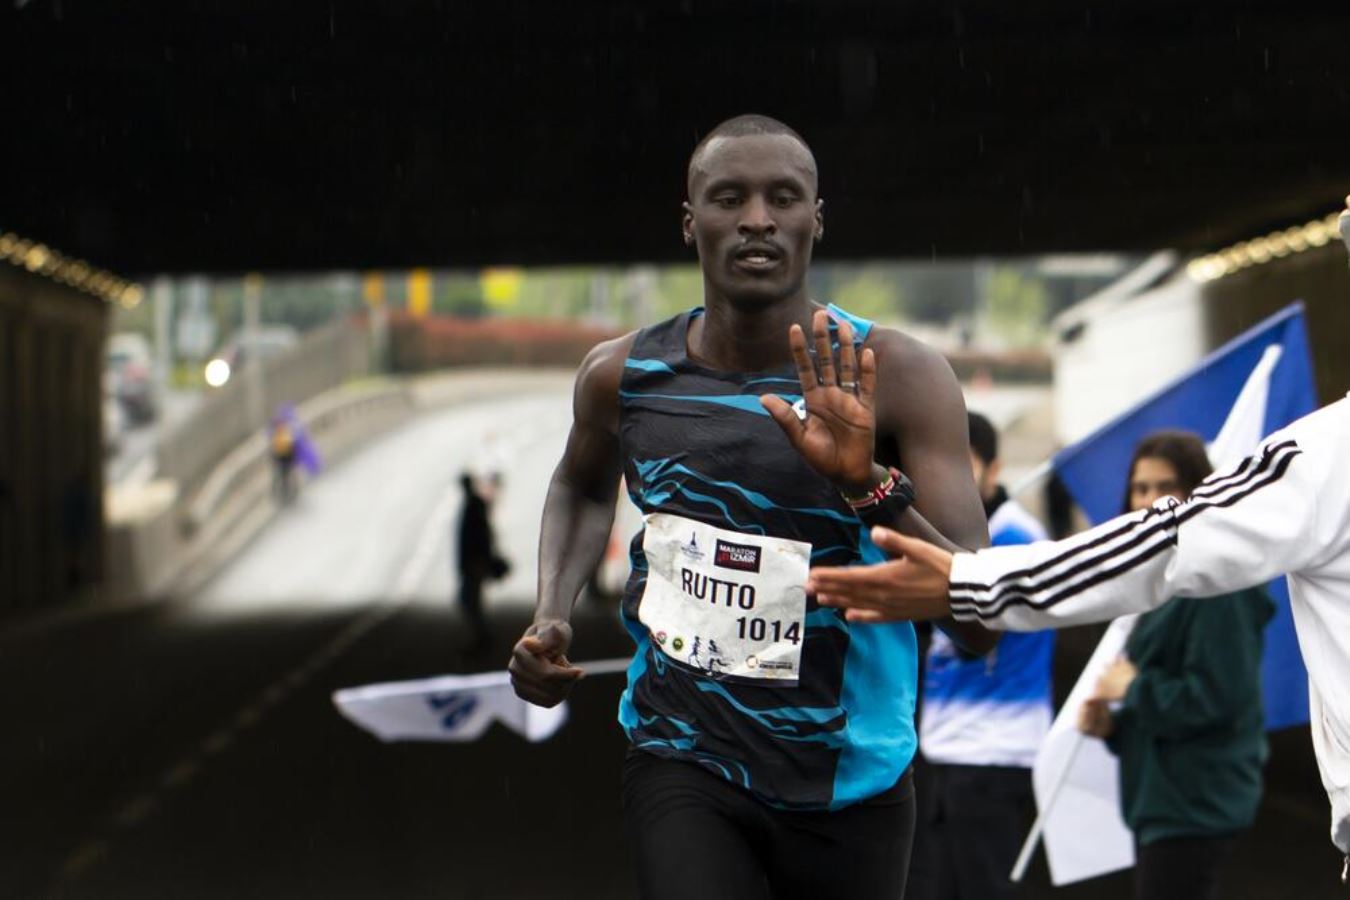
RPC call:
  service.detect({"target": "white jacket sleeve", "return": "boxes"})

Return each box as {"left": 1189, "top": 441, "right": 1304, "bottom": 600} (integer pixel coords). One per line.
{"left": 949, "top": 397, "right": 1348, "bottom": 631}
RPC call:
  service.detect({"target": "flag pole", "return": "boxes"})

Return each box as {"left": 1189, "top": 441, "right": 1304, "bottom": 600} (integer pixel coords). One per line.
{"left": 1007, "top": 458, "right": 1054, "bottom": 500}
{"left": 1010, "top": 731, "right": 1087, "bottom": 882}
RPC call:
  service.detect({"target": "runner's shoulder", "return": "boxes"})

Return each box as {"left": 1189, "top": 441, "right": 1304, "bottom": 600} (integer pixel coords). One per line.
{"left": 862, "top": 323, "right": 960, "bottom": 392}
{"left": 572, "top": 331, "right": 639, "bottom": 419}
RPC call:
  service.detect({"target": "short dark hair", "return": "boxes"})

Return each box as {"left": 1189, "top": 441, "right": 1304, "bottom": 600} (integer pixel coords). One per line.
{"left": 967, "top": 411, "right": 998, "bottom": 466}
{"left": 1120, "top": 430, "right": 1213, "bottom": 514}
{"left": 686, "top": 114, "right": 817, "bottom": 196}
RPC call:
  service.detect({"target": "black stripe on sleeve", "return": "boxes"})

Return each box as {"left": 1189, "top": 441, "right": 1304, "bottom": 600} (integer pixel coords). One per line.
{"left": 951, "top": 440, "right": 1302, "bottom": 618}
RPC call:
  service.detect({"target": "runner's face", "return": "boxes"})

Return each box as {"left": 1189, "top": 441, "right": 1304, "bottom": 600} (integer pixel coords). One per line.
{"left": 1128, "top": 457, "right": 1184, "bottom": 511}
{"left": 683, "top": 134, "right": 822, "bottom": 306}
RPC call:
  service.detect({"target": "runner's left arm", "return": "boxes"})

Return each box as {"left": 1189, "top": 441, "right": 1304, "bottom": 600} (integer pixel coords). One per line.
{"left": 869, "top": 331, "right": 997, "bottom": 655}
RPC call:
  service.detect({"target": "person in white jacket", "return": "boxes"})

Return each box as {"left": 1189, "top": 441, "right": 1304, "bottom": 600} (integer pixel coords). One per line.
{"left": 800, "top": 199, "right": 1350, "bottom": 865}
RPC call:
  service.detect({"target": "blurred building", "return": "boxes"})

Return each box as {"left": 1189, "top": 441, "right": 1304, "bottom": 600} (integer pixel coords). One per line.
{"left": 1052, "top": 210, "right": 1350, "bottom": 446}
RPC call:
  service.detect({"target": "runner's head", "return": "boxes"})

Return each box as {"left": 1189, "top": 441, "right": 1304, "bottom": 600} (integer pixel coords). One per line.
{"left": 682, "top": 115, "right": 823, "bottom": 308}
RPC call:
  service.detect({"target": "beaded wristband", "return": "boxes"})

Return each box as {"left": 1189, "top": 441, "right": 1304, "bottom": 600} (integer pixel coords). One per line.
{"left": 841, "top": 469, "right": 896, "bottom": 509}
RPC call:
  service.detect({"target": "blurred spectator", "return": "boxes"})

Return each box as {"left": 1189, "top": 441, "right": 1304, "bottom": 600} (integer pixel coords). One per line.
{"left": 908, "top": 412, "right": 1052, "bottom": 900}
{"left": 268, "top": 405, "right": 320, "bottom": 504}
{"left": 455, "top": 472, "right": 509, "bottom": 655}
{"left": 1078, "top": 430, "right": 1272, "bottom": 900}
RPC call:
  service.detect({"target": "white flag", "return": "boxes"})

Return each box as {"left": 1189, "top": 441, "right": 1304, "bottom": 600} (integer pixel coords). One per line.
{"left": 332, "top": 658, "right": 631, "bottom": 744}
{"left": 1032, "top": 617, "right": 1138, "bottom": 884}
{"left": 1207, "top": 344, "right": 1282, "bottom": 469}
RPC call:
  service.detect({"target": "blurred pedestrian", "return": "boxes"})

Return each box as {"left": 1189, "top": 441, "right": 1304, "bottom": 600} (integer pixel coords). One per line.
{"left": 268, "top": 404, "right": 320, "bottom": 504}
{"left": 456, "top": 472, "right": 508, "bottom": 654}
{"left": 908, "top": 412, "right": 1052, "bottom": 900}
{"left": 1077, "top": 431, "right": 1272, "bottom": 900}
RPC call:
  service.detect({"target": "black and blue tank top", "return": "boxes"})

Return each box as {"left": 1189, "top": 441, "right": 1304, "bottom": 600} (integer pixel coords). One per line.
{"left": 616, "top": 304, "right": 919, "bottom": 811}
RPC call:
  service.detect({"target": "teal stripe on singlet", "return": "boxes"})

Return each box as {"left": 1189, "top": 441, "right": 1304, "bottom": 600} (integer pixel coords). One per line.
{"left": 830, "top": 528, "right": 918, "bottom": 809}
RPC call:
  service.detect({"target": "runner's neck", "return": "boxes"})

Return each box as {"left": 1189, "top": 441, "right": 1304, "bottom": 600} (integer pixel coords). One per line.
{"left": 689, "top": 298, "right": 824, "bottom": 372}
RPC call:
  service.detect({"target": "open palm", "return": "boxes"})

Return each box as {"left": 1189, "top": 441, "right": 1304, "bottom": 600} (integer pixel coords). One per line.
{"left": 761, "top": 309, "right": 878, "bottom": 491}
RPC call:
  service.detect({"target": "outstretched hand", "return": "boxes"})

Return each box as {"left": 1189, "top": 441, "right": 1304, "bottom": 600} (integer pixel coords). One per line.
{"left": 508, "top": 619, "right": 584, "bottom": 708}
{"left": 760, "top": 309, "right": 878, "bottom": 492}
{"left": 809, "top": 526, "right": 956, "bottom": 622}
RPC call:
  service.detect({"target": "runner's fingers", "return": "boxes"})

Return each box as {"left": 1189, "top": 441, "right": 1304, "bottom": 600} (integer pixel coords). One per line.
{"left": 760, "top": 394, "right": 807, "bottom": 444}
{"left": 787, "top": 324, "right": 819, "bottom": 396}
{"left": 858, "top": 348, "right": 877, "bottom": 409}
{"left": 836, "top": 318, "right": 857, "bottom": 391}
{"left": 511, "top": 639, "right": 575, "bottom": 679}
{"left": 509, "top": 645, "right": 551, "bottom": 682}
{"left": 812, "top": 309, "right": 837, "bottom": 387}
{"left": 510, "top": 648, "right": 583, "bottom": 701}
{"left": 516, "top": 683, "right": 566, "bottom": 708}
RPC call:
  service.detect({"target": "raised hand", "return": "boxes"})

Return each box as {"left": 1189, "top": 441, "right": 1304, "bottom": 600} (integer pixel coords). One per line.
{"left": 759, "top": 309, "right": 880, "bottom": 492}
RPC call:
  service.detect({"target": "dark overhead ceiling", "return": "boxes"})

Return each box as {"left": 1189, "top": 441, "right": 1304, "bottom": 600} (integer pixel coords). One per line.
{"left": 5, "top": 1, "right": 1350, "bottom": 275}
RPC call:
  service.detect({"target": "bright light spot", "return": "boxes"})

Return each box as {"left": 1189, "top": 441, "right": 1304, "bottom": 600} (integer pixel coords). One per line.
{"left": 204, "top": 358, "right": 231, "bottom": 387}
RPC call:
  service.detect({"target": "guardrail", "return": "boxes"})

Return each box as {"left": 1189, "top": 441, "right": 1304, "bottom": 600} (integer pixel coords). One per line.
{"left": 103, "top": 377, "right": 415, "bottom": 603}
{"left": 183, "top": 382, "right": 411, "bottom": 535}
{"left": 155, "top": 317, "right": 371, "bottom": 504}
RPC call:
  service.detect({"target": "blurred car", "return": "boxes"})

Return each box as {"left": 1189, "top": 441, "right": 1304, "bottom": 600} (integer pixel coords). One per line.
{"left": 203, "top": 326, "right": 299, "bottom": 388}
{"left": 105, "top": 332, "right": 158, "bottom": 424}
{"left": 102, "top": 370, "right": 125, "bottom": 457}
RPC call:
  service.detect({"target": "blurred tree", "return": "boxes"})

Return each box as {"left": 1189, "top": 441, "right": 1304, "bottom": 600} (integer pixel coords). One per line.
{"left": 830, "top": 265, "right": 906, "bottom": 323}
{"left": 435, "top": 272, "right": 487, "bottom": 317}
{"left": 984, "top": 267, "right": 1050, "bottom": 346}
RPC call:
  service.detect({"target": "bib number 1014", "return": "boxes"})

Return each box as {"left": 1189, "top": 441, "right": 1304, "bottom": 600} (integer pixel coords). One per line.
{"left": 735, "top": 617, "right": 802, "bottom": 645}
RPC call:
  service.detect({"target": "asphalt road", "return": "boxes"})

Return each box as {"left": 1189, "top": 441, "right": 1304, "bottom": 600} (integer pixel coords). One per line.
{"left": 5, "top": 386, "right": 1343, "bottom": 898}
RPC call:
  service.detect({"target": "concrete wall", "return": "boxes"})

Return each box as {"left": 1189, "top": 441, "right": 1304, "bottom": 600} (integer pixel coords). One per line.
{"left": 0, "top": 267, "right": 107, "bottom": 615}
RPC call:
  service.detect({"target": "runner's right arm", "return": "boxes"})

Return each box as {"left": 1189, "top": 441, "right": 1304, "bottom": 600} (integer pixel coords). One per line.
{"left": 509, "top": 335, "right": 631, "bottom": 707}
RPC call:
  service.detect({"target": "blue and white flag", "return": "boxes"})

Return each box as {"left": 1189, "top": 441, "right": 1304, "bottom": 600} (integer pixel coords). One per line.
{"left": 332, "top": 658, "right": 631, "bottom": 744}
{"left": 1023, "top": 303, "right": 1317, "bottom": 886}
{"left": 1052, "top": 301, "right": 1317, "bottom": 730}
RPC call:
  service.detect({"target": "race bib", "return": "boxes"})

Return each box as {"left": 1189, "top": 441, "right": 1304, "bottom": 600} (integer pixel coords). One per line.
{"left": 639, "top": 513, "right": 810, "bottom": 684}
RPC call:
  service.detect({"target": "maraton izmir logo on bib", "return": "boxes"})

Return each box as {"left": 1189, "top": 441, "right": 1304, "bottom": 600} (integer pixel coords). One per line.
{"left": 714, "top": 539, "right": 762, "bottom": 573}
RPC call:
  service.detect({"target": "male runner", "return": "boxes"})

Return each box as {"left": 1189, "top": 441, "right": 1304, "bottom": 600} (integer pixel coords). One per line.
{"left": 804, "top": 197, "right": 1350, "bottom": 869}
{"left": 509, "top": 114, "right": 993, "bottom": 900}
